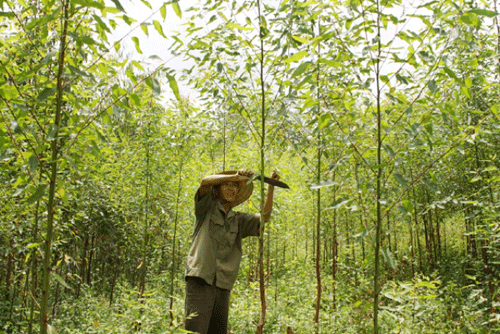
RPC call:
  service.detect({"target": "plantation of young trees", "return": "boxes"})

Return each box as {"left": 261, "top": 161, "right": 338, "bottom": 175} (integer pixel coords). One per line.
{"left": 1, "top": 0, "right": 499, "bottom": 333}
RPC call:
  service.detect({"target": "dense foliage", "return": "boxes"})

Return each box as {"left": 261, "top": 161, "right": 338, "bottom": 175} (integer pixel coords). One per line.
{"left": 1, "top": 0, "right": 499, "bottom": 333}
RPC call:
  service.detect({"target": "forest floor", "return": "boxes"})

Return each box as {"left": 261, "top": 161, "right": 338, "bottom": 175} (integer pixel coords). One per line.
{"left": 50, "top": 259, "right": 498, "bottom": 334}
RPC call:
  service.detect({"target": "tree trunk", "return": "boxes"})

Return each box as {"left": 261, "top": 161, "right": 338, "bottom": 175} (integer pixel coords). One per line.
{"left": 170, "top": 160, "right": 183, "bottom": 321}
{"left": 314, "top": 24, "right": 322, "bottom": 326}
{"left": 332, "top": 171, "right": 338, "bottom": 311}
{"left": 109, "top": 245, "right": 120, "bottom": 306}
{"left": 87, "top": 235, "right": 95, "bottom": 286}
{"left": 256, "top": 0, "right": 267, "bottom": 331}
{"left": 40, "top": 2, "right": 69, "bottom": 332}
{"left": 373, "top": 3, "right": 383, "bottom": 331}
{"left": 77, "top": 235, "right": 88, "bottom": 298}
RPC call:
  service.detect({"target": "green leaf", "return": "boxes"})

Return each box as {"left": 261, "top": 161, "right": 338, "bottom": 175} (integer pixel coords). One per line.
{"left": 47, "top": 324, "right": 57, "bottom": 334}
{"left": 309, "top": 179, "right": 337, "bottom": 190}
{"left": 427, "top": 79, "right": 437, "bottom": 94}
{"left": 37, "top": 88, "right": 55, "bottom": 101}
{"left": 397, "top": 204, "right": 409, "bottom": 216}
{"left": 460, "top": 13, "right": 479, "bottom": 26}
{"left": 465, "top": 77, "right": 472, "bottom": 89}
{"left": 325, "top": 197, "right": 351, "bottom": 210}
{"left": 110, "top": 0, "right": 125, "bottom": 12}
{"left": 292, "top": 35, "right": 309, "bottom": 44}
{"left": 415, "top": 281, "right": 438, "bottom": 289}
{"left": 284, "top": 51, "right": 309, "bottom": 63}
{"left": 52, "top": 272, "right": 72, "bottom": 290}
{"left": 64, "top": 153, "right": 79, "bottom": 172}
{"left": 355, "top": 226, "right": 374, "bottom": 243}
{"left": 393, "top": 173, "right": 408, "bottom": 188}
{"left": 29, "top": 154, "right": 38, "bottom": 175}
{"left": 422, "top": 179, "right": 438, "bottom": 193}
{"left": 131, "top": 60, "right": 145, "bottom": 71}
{"left": 467, "top": 9, "right": 498, "bottom": 17}
{"left": 153, "top": 20, "right": 167, "bottom": 38}
{"left": 383, "top": 145, "right": 395, "bottom": 158}
{"left": 41, "top": 51, "right": 57, "bottom": 65}
{"left": 292, "top": 61, "right": 311, "bottom": 77}
{"left": 470, "top": 175, "right": 482, "bottom": 183}
{"left": 381, "top": 247, "right": 396, "bottom": 270}
{"left": 172, "top": 0, "right": 182, "bottom": 18}
{"left": 27, "top": 184, "right": 48, "bottom": 204}
{"left": 166, "top": 73, "right": 181, "bottom": 100}
{"left": 140, "top": 23, "right": 149, "bottom": 36}
{"left": 10, "top": 121, "right": 21, "bottom": 133}
{"left": 131, "top": 36, "right": 142, "bottom": 54}
{"left": 461, "top": 86, "right": 471, "bottom": 99}
{"left": 443, "top": 67, "right": 461, "bottom": 84}
{"left": 160, "top": 3, "right": 167, "bottom": 19}
{"left": 150, "top": 77, "right": 161, "bottom": 95}
{"left": 380, "top": 75, "right": 391, "bottom": 86}
{"left": 318, "top": 113, "right": 331, "bottom": 129}
{"left": 140, "top": 0, "right": 152, "bottom": 9}
{"left": 68, "top": 65, "right": 90, "bottom": 78}
{"left": 0, "top": 11, "right": 15, "bottom": 18}
{"left": 227, "top": 22, "right": 253, "bottom": 31}
{"left": 129, "top": 93, "right": 141, "bottom": 106}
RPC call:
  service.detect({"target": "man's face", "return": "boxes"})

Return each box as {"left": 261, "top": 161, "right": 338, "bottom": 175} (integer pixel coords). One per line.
{"left": 220, "top": 181, "right": 239, "bottom": 203}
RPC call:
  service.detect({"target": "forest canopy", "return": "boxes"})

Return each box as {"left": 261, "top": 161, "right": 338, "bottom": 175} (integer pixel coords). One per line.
{"left": 1, "top": 0, "right": 499, "bottom": 333}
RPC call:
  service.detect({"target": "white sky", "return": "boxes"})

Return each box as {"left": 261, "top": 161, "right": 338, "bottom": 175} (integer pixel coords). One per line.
{"left": 106, "top": 0, "right": 199, "bottom": 100}
{"left": 105, "top": 0, "right": 496, "bottom": 103}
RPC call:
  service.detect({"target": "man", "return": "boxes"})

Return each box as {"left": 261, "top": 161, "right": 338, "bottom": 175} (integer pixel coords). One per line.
{"left": 184, "top": 169, "right": 280, "bottom": 334}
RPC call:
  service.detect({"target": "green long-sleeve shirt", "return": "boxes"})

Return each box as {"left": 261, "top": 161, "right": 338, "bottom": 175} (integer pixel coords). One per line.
{"left": 185, "top": 187, "right": 260, "bottom": 290}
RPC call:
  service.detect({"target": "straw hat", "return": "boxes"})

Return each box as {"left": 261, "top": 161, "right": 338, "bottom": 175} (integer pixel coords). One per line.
{"left": 210, "top": 170, "right": 254, "bottom": 207}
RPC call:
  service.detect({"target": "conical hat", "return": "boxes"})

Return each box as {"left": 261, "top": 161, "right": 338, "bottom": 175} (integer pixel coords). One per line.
{"left": 215, "top": 170, "right": 253, "bottom": 207}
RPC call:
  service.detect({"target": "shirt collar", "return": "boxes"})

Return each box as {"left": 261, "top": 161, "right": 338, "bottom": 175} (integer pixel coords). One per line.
{"left": 216, "top": 199, "right": 235, "bottom": 218}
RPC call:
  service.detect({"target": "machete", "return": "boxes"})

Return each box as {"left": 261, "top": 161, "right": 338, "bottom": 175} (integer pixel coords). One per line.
{"left": 252, "top": 174, "right": 290, "bottom": 189}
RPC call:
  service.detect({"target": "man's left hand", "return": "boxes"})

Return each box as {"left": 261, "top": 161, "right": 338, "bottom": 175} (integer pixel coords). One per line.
{"left": 270, "top": 170, "right": 280, "bottom": 181}
{"left": 238, "top": 169, "right": 254, "bottom": 178}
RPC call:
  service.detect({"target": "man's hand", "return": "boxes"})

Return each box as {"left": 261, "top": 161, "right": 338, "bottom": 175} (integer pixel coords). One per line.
{"left": 270, "top": 170, "right": 280, "bottom": 182}
{"left": 238, "top": 169, "right": 254, "bottom": 178}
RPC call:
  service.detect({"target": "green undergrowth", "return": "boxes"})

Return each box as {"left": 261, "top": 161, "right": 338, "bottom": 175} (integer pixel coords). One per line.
{"left": 49, "top": 266, "right": 499, "bottom": 334}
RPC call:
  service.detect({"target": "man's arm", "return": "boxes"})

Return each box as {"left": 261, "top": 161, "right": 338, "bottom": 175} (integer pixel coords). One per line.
{"left": 197, "top": 170, "right": 252, "bottom": 199}
{"left": 262, "top": 171, "right": 280, "bottom": 222}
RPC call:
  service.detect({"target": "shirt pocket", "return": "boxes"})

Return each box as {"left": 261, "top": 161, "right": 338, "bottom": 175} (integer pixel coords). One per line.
{"left": 209, "top": 217, "right": 225, "bottom": 245}
{"left": 209, "top": 216, "right": 239, "bottom": 249}
{"left": 227, "top": 221, "right": 238, "bottom": 247}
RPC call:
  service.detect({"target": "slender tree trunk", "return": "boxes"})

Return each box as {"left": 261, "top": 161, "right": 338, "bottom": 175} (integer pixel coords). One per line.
{"left": 256, "top": 0, "right": 267, "bottom": 332}
{"left": 87, "top": 235, "right": 94, "bottom": 286}
{"left": 434, "top": 208, "right": 441, "bottom": 258}
{"left": 51, "top": 267, "right": 61, "bottom": 319}
{"left": 314, "top": 140, "right": 322, "bottom": 327}
{"left": 274, "top": 235, "right": 279, "bottom": 303}
{"left": 415, "top": 218, "right": 424, "bottom": 273}
{"left": 109, "top": 245, "right": 120, "bottom": 306}
{"left": 351, "top": 220, "right": 358, "bottom": 286}
{"left": 407, "top": 201, "right": 415, "bottom": 278}
{"left": 6, "top": 239, "right": 13, "bottom": 303}
{"left": 332, "top": 171, "right": 338, "bottom": 311}
{"left": 77, "top": 235, "right": 88, "bottom": 298}
{"left": 28, "top": 196, "right": 41, "bottom": 334}
{"left": 140, "top": 121, "right": 151, "bottom": 299}
{"left": 40, "top": 2, "right": 69, "bottom": 332}
{"left": 373, "top": 2, "right": 383, "bottom": 332}
{"left": 314, "top": 21, "right": 322, "bottom": 328}
{"left": 355, "top": 163, "right": 367, "bottom": 264}
{"left": 170, "top": 160, "right": 184, "bottom": 321}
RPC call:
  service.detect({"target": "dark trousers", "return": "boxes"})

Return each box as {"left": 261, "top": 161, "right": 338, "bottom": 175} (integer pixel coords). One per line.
{"left": 185, "top": 276, "right": 230, "bottom": 334}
